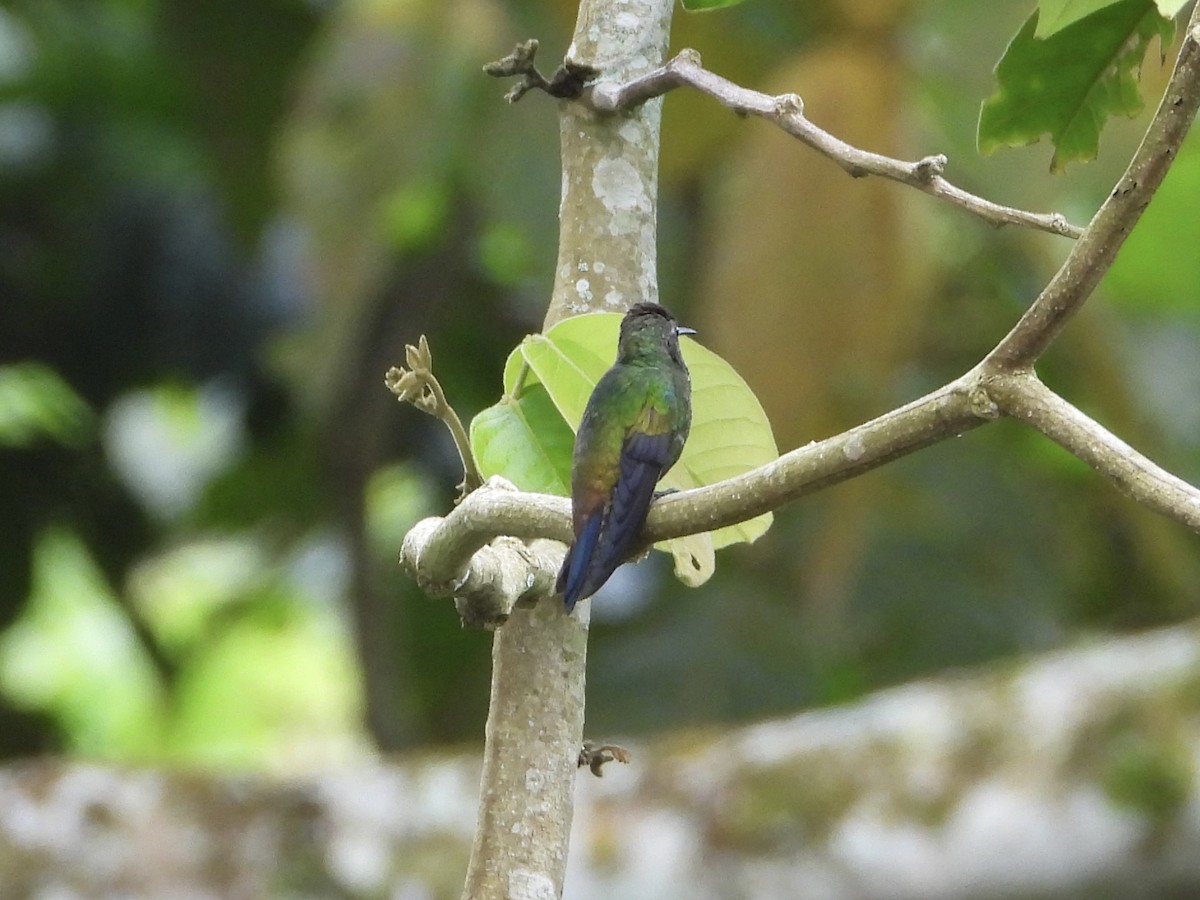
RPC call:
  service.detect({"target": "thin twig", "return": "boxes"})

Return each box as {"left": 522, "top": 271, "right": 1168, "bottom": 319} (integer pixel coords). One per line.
{"left": 483, "top": 39, "right": 599, "bottom": 102}
{"left": 587, "top": 49, "right": 1083, "bottom": 238}
{"left": 384, "top": 335, "right": 483, "bottom": 498}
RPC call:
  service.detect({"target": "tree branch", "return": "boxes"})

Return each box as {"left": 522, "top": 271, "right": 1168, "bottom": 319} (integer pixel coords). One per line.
{"left": 396, "top": 13, "right": 1200, "bottom": 899}
{"left": 587, "top": 49, "right": 1084, "bottom": 238}
{"left": 482, "top": 38, "right": 599, "bottom": 102}
{"left": 985, "top": 15, "right": 1200, "bottom": 369}
{"left": 399, "top": 372, "right": 1199, "bottom": 614}
{"left": 984, "top": 372, "right": 1200, "bottom": 530}
{"left": 399, "top": 379, "right": 989, "bottom": 605}
{"left": 455, "top": 3, "right": 677, "bottom": 899}
{"left": 11, "top": 623, "right": 1200, "bottom": 898}
{"left": 403, "top": 8, "right": 1200, "bottom": 621}
{"left": 401, "top": 478, "right": 568, "bottom": 626}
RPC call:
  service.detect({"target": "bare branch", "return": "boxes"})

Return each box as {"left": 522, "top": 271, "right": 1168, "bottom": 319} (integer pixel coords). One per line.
{"left": 398, "top": 382, "right": 990, "bottom": 612}
{"left": 399, "top": 364, "right": 1200, "bottom": 619}
{"left": 587, "top": 49, "right": 1083, "bottom": 238}
{"left": 399, "top": 478, "right": 569, "bottom": 626}
{"left": 985, "top": 372, "right": 1200, "bottom": 530}
{"left": 986, "top": 16, "right": 1200, "bottom": 369}
{"left": 645, "top": 378, "right": 988, "bottom": 541}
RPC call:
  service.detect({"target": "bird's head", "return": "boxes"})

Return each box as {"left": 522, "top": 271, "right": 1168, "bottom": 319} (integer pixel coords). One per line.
{"left": 617, "top": 302, "right": 695, "bottom": 367}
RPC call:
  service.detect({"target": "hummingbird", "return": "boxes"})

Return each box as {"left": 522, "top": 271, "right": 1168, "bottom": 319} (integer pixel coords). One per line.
{"left": 557, "top": 302, "right": 694, "bottom": 611}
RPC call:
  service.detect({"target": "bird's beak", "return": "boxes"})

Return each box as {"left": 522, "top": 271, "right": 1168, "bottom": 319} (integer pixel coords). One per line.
{"left": 677, "top": 325, "right": 697, "bottom": 337}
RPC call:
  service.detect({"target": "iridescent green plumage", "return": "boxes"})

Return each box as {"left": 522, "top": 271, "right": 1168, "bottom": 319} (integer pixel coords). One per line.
{"left": 557, "top": 303, "right": 693, "bottom": 610}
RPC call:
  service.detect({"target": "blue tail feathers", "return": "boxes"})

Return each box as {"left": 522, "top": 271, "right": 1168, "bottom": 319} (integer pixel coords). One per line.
{"left": 558, "top": 514, "right": 603, "bottom": 611}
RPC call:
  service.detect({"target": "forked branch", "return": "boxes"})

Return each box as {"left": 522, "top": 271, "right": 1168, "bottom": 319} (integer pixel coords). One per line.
{"left": 400, "top": 11, "right": 1200, "bottom": 617}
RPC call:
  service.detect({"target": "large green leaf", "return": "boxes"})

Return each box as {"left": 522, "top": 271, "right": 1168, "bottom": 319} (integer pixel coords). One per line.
{"left": 470, "top": 383, "right": 574, "bottom": 496}
{"left": 1155, "top": 0, "right": 1192, "bottom": 17}
{"left": 473, "top": 313, "right": 778, "bottom": 587}
{"left": 979, "top": 0, "right": 1175, "bottom": 171}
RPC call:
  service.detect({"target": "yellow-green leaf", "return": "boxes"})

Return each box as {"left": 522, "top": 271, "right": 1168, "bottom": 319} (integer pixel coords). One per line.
{"left": 1036, "top": 0, "right": 1125, "bottom": 38}
{"left": 470, "top": 384, "right": 573, "bottom": 496}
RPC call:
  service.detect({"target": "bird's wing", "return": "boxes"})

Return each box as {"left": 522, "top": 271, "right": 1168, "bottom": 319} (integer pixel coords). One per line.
{"left": 559, "top": 425, "right": 675, "bottom": 609}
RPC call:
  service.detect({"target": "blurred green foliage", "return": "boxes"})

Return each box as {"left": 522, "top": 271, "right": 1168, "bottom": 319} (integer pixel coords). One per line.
{"left": 1, "top": 0, "right": 1198, "bottom": 769}
{"left": 1106, "top": 135, "right": 1200, "bottom": 313}
{"left": 0, "top": 363, "right": 94, "bottom": 448}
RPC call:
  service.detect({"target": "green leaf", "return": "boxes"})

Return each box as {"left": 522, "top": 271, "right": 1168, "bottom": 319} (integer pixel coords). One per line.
{"left": 1036, "top": 0, "right": 1125, "bottom": 38}
{"left": 681, "top": 0, "right": 750, "bottom": 10}
{"left": 979, "top": 0, "right": 1175, "bottom": 172}
{"left": 473, "top": 313, "right": 779, "bottom": 587}
{"left": 470, "top": 384, "right": 574, "bottom": 496}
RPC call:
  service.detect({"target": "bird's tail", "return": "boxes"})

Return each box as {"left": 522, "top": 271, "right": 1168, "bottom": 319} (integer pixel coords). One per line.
{"left": 558, "top": 514, "right": 603, "bottom": 611}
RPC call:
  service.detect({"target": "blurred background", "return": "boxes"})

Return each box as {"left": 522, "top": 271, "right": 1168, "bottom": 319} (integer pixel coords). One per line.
{"left": 1, "top": 0, "right": 1198, "bottom": 773}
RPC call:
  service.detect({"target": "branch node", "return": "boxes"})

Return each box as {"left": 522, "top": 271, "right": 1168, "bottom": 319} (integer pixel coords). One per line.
{"left": 590, "top": 81, "right": 622, "bottom": 113}
{"left": 578, "top": 742, "right": 631, "bottom": 777}
{"left": 774, "top": 92, "right": 804, "bottom": 118}
{"left": 968, "top": 385, "right": 1001, "bottom": 421}
{"left": 915, "top": 153, "right": 947, "bottom": 182}
{"left": 484, "top": 38, "right": 599, "bottom": 102}
{"left": 1047, "top": 213, "right": 1073, "bottom": 236}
